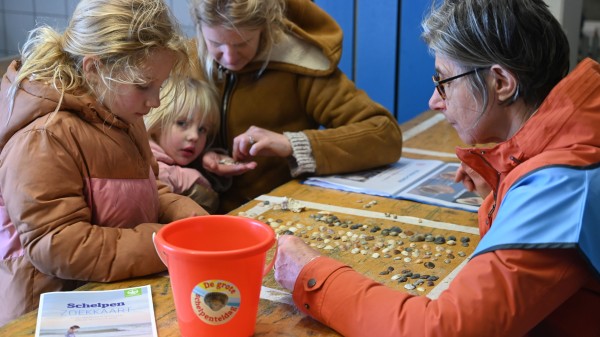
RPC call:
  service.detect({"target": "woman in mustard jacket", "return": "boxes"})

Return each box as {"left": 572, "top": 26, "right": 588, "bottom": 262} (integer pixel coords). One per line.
{"left": 273, "top": 0, "right": 600, "bottom": 336}
{"left": 191, "top": 0, "right": 403, "bottom": 213}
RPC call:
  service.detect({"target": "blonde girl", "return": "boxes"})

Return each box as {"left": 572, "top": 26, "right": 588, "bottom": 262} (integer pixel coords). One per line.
{"left": 0, "top": 0, "right": 206, "bottom": 324}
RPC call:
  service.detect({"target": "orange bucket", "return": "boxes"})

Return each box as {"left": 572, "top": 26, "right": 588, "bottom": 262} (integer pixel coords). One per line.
{"left": 153, "top": 215, "right": 276, "bottom": 337}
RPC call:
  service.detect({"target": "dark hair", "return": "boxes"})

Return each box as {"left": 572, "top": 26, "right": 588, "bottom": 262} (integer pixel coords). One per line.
{"left": 422, "top": 0, "right": 569, "bottom": 110}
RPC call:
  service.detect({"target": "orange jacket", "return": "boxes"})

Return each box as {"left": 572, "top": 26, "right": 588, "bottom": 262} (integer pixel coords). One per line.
{"left": 292, "top": 59, "right": 600, "bottom": 336}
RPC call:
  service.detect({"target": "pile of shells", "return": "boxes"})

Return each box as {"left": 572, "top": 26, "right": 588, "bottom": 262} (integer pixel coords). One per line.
{"left": 257, "top": 210, "right": 472, "bottom": 291}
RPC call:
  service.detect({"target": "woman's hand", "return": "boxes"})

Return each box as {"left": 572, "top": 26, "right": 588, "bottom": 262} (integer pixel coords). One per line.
{"left": 232, "top": 126, "right": 293, "bottom": 162}
{"left": 274, "top": 235, "right": 321, "bottom": 291}
{"left": 202, "top": 150, "right": 257, "bottom": 177}
{"left": 455, "top": 162, "right": 492, "bottom": 198}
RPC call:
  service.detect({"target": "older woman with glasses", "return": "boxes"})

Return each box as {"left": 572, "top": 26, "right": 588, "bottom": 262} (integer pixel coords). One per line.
{"left": 272, "top": 0, "right": 600, "bottom": 336}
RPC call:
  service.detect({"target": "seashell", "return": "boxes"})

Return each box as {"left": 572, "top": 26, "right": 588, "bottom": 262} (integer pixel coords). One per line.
{"left": 204, "top": 292, "right": 229, "bottom": 311}
{"left": 218, "top": 158, "right": 239, "bottom": 165}
{"left": 434, "top": 236, "right": 446, "bottom": 244}
{"left": 280, "top": 197, "right": 305, "bottom": 212}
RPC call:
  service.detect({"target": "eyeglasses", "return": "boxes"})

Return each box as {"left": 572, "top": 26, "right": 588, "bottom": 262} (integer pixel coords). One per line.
{"left": 432, "top": 68, "right": 486, "bottom": 100}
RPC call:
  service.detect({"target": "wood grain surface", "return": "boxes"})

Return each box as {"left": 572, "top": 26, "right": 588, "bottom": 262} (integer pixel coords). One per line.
{"left": 0, "top": 110, "right": 481, "bottom": 336}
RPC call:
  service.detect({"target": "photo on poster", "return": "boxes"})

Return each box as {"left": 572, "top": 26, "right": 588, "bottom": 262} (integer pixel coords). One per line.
{"left": 304, "top": 158, "right": 482, "bottom": 212}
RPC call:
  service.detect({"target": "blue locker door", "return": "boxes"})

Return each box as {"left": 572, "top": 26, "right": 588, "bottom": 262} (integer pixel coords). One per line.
{"left": 312, "top": 1, "right": 354, "bottom": 79}
{"left": 312, "top": 1, "right": 434, "bottom": 123}
{"left": 397, "top": 2, "right": 435, "bottom": 123}
{"left": 355, "top": 0, "right": 399, "bottom": 119}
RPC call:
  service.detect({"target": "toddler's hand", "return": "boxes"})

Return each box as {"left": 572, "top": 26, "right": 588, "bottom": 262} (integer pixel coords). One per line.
{"left": 202, "top": 151, "right": 256, "bottom": 177}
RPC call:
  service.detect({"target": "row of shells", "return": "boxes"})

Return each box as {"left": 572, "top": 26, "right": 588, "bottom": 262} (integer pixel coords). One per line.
{"left": 248, "top": 209, "right": 473, "bottom": 292}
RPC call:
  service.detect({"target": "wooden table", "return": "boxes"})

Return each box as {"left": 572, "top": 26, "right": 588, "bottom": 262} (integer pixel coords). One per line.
{"left": 0, "top": 111, "right": 480, "bottom": 336}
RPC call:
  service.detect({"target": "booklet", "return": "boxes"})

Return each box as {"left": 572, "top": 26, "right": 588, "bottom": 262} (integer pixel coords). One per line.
{"left": 303, "top": 157, "right": 483, "bottom": 212}
{"left": 35, "top": 285, "right": 158, "bottom": 337}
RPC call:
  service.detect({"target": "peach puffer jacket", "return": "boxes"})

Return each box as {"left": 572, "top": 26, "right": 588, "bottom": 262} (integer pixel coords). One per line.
{"left": 0, "top": 61, "right": 206, "bottom": 325}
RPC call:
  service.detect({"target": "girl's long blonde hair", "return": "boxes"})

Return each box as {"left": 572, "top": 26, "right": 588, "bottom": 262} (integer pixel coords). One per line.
{"left": 7, "top": 0, "right": 188, "bottom": 117}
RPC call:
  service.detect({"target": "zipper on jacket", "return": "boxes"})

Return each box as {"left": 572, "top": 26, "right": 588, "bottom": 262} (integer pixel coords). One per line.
{"left": 469, "top": 149, "right": 501, "bottom": 226}
{"left": 486, "top": 201, "right": 496, "bottom": 226}
{"left": 219, "top": 66, "right": 236, "bottom": 150}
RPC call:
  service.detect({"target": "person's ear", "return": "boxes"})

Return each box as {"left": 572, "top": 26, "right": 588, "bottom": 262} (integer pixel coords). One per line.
{"left": 82, "top": 56, "right": 104, "bottom": 90}
{"left": 489, "top": 64, "right": 518, "bottom": 103}
{"left": 82, "top": 55, "right": 100, "bottom": 74}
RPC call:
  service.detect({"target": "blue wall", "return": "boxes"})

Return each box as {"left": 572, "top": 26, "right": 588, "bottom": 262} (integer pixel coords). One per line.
{"left": 397, "top": 2, "right": 436, "bottom": 123}
{"left": 312, "top": 2, "right": 355, "bottom": 80}
{"left": 313, "top": 1, "right": 435, "bottom": 123}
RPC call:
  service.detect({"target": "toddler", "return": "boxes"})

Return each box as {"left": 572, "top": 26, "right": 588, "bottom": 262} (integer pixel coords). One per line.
{"left": 146, "top": 76, "right": 220, "bottom": 213}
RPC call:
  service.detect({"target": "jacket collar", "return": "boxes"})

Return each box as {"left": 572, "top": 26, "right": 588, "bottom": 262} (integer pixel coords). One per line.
{"left": 456, "top": 58, "right": 600, "bottom": 191}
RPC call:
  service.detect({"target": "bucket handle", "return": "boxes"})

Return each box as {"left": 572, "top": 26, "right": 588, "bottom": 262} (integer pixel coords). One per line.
{"left": 263, "top": 240, "right": 278, "bottom": 276}
{"left": 152, "top": 232, "right": 168, "bottom": 267}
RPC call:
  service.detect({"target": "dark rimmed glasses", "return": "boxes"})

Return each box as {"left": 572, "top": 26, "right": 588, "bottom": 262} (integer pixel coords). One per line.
{"left": 432, "top": 68, "right": 487, "bottom": 100}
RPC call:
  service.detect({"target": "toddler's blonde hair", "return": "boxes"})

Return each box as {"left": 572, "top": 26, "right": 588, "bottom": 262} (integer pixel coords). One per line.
{"left": 145, "top": 76, "right": 220, "bottom": 145}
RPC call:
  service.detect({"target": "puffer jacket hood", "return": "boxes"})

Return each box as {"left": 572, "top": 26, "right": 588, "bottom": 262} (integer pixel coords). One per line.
{"left": 0, "top": 60, "right": 128, "bottom": 150}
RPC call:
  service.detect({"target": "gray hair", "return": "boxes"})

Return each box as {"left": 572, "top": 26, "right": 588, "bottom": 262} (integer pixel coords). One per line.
{"left": 422, "top": 0, "right": 569, "bottom": 112}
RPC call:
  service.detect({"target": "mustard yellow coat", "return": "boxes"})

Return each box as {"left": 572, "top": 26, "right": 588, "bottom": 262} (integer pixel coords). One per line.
{"left": 211, "top": 0, "right": 403, "bottom": 212}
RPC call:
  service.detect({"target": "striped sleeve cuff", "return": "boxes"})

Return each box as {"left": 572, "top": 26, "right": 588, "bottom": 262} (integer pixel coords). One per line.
{"left": 284, "top": 131, "right": 317, "bottom": 177}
